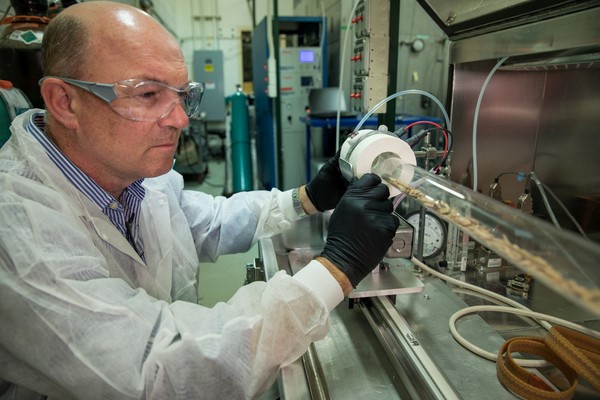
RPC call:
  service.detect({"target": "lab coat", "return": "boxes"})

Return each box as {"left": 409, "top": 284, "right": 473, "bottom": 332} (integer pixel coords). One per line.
{"left": 0, "top": 110, "right": 343, "bottom": 399}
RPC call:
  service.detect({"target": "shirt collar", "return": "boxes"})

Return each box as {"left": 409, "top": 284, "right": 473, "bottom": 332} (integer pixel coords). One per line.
{"left": 26, "top": 111, "right": 146, "bottom": 211}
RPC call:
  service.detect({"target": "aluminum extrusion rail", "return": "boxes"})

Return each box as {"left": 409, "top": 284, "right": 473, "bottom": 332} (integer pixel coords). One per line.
{"left": 302, "top": 343, "right": 330, "bottom": 400}
{"left": 359, "top": 296, "right": 461, "bottom": 400}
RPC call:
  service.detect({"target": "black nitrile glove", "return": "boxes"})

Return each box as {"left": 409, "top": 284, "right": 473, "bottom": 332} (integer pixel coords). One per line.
{"left": 305, "top": 150, "right": 349, "bottom": 211}
{"left": 320, "top": 173, "right": 399, "bottom": 287}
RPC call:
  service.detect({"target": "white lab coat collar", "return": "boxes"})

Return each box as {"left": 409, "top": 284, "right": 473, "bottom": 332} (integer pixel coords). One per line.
{"left": 7, "top": 110, "right": 180, "bottom": 301}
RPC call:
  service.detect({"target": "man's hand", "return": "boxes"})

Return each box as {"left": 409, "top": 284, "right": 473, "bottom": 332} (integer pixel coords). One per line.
{"left": 320, "top": 173, "right": 399, "bottom": 288}
{"left": 305, "top": 150, "right": 349, "bottom": 212}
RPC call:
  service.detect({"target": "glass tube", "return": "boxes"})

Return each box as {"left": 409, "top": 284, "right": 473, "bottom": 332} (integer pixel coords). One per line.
{"left": 372, "top": 154, "right": 600, "bottom": 318}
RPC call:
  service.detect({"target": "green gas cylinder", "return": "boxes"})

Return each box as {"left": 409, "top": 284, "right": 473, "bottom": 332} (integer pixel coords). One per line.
{"left": 227, "top": 86, "right": 253, "bottom": 192}
{"left": 0, "top": 80, "right": 32, "bottom": 147}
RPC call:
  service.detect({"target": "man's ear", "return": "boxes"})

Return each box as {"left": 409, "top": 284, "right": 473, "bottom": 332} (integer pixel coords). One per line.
{"left": 40, "top": 78, "right": 80, "bottom": 130}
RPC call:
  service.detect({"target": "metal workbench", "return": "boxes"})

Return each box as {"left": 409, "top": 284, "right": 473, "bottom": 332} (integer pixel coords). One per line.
{"left": 257, "top": 215, "right": 554, "bottom": 399}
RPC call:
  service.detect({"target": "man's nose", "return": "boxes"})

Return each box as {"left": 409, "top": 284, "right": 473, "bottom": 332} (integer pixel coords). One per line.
{"left": 158, "top": 101, "right": 189, "bottom": 129}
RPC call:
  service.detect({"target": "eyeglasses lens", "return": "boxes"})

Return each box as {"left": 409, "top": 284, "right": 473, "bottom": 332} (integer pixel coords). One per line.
{"left": 110, "top": 81, "right": 204, "bottom": 122}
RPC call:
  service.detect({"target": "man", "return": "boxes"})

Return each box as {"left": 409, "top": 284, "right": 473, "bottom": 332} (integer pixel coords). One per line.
{"left": 0, "top": 2, "right": 398, "bottom": 399}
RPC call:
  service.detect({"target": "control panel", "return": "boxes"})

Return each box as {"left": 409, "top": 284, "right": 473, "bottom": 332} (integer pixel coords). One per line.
{"left": 279, "top": 47, "right": 323, "bottom": 132}
{"left": 350, "top": 0, "right": 390, "bottom": 113}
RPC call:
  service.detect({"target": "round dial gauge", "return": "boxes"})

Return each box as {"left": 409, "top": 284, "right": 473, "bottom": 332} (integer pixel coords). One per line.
{"left": 405, "top": 210, "right": 447, "bottom": 259}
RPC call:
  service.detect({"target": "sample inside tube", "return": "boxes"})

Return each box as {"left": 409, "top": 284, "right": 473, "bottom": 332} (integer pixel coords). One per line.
{"left": 372, "top": 154, "right": 600, "bottom": 317}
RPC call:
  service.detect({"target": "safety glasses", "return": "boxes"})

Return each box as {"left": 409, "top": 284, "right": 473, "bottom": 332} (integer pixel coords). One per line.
{"left": 39, "top": 77, "right": 205, "bottom": 122}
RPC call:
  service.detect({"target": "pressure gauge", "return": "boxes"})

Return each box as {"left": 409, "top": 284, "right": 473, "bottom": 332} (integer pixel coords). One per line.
{"left": 405, "top": 210, "right": 447, "bottom": 259}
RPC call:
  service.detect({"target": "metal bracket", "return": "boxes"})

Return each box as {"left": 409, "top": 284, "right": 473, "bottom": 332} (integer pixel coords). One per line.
{"left": 244, "top": 258, "right": 265, "bottom": 284}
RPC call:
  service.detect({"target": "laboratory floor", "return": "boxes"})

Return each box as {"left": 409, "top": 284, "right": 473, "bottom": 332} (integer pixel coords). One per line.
{"left": 182, "top": 159, "right": 258, "bottom": 307}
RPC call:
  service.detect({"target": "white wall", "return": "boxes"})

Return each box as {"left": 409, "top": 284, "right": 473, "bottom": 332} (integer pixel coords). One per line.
{"left": 1, "top": 0, "right": 295, "bottom": 97}
{"left": 151, "top": 0, "right": 293, "bottom": 97}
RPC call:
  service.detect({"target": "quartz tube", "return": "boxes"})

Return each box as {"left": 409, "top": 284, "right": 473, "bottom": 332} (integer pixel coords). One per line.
{"left": 372, "top": 154, "right": 600, "bottom": 317}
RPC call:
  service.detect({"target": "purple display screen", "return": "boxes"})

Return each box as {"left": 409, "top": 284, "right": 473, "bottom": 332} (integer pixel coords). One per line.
{"left": 299, "top": 50, "right": 315, "bottom": 63}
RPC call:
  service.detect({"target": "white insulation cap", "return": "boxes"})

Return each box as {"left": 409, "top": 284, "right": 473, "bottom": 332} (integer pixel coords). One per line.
{"left": 340, "top": 129, "right": 417, "bottom": 197}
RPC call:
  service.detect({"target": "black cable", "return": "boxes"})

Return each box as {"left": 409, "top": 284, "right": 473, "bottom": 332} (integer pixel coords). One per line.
{"left": 497, "top": 171, "right": 523, "bottom": 179}
{"left": 420, "top": 127, "right": 453, "bottom": 151}
{"left": 391, "top": 125, "right": 453, "bottom": 174}
{"left": 495, "top": 171, "right": 531, "bottom": 191}
{"left": 394, "top": 128, "right": 409, "bottom": 140}
{"left": 404, "top": 129, "right": 429, "bottom": 148}
{"left": 415, "top": 127, "right": 453, "bottom": 172}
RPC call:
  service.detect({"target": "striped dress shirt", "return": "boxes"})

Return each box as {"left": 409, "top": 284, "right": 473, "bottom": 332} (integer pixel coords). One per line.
{"left": 27, "top": 112, "right": 146, "bottom": 261}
